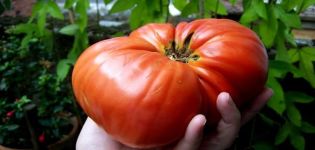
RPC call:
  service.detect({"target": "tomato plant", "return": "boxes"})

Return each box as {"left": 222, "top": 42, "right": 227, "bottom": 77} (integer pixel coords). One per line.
{"left": 72, "top": 19, "right": 268, "bottom": 148}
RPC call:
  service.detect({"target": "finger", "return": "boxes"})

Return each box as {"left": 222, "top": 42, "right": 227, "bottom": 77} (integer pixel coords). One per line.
{"left": 217, "top": 92, "right": 241, "bottom": 125}
{"left": 241, "top": 88, "right": 273, "bottom": 125}
{"left": 76, "top": 118, "right": 121, "bottom": 150}
{"left": 201, "top": 92, "right": 241, "bottom": 150}
{"left": 174, "top": 114, "right": 207, "bottom": 150}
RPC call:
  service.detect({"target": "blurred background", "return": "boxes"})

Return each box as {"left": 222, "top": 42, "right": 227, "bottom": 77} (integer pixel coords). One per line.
{"left": 0, "top": 0, "right": 314, "bottom": 149}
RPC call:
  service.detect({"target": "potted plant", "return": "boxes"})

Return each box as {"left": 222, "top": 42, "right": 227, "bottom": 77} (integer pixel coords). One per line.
{"left": 0, "top": 34, "right": 81, "bottom": 149}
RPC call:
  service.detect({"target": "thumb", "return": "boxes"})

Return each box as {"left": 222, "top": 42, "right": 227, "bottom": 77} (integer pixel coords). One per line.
{"left": 174, "top": 114, "right": 207, "bottom": 150}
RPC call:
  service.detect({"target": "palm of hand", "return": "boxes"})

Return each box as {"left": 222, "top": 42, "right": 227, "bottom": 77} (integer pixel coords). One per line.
{"left": 76, "top": 88, "right": 273, "bottom": 150}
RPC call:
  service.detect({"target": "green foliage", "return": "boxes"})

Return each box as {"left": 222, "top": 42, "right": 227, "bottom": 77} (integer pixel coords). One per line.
{"left": 252, "top": 141, "right": 276, "bottom": 150}
{"left": 179, "top": 0, "right": 227, "bottom": 18}
{"left": 0, "top": 35, "right": 75, "bottom": 146}
{"left": 180, "top": 0, "right": 198, "bottom": 17}
{"left": 56, "top": 0, "right": 90, "bottom": 82}
{"left": 56, "top": 59, "right": 73, "bottom": 81}
{"left": 1, "top": 0, "right": 89, "bottom": 147}
{"left": 108, "top": 0, "right": 169, "bottom": 29}
{"left": 106, "top": 0, "right": 229, "bottom": 29}
{"left": 240, "top": 0, "right": 315, "bottom": 150}
{"left": 109, "top": 0, "right": 136, "bottom": 13}
{"left": 59, "top": 24, "right": 80, "bottom": 36}
{"left": 288, "top": 47, "right": 315, "bottom": 87}
{"left": 204, "top": 0, "right": 227, "bottom": 16}
{"left": 172, "top": 0, "right": 189, "bottom": 11}
{"left": 8, "top": 0, "right": 64, "bottom": 51}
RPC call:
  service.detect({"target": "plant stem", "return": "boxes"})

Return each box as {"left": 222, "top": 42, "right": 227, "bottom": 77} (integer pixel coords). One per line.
{"left": 68, "top": 9, "right": 75, "bottom": 24}
{"left": 24, "top": 111, "right": 39, "bottom": 150}
{"left": 165, "top": 0, "right": 170, "bottom": 23}
{"left": 198, "top": 0, "right": 205, "bottom": 18}
{"left": 214, "top": 0, "right": 219, "bottom": 18}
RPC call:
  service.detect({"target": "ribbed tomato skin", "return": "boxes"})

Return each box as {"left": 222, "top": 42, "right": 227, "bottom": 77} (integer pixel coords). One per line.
{"left": 72, "top": 19, "right": 268, "bottom": 148}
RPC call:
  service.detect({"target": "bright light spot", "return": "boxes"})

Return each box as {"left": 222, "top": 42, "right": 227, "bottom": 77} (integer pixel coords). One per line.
{"left": 169, "top": 3, "right": 181, "bottom": 16}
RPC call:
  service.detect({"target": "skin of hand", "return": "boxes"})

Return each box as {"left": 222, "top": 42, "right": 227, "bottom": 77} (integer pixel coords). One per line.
{"left": 76, "top": 88, "right": 273, "bottom": 150}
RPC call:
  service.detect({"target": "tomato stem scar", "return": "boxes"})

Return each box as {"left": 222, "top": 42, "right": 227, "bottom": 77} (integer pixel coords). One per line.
{"left": 165, "top": 33, "right": 199, "bottom": 63}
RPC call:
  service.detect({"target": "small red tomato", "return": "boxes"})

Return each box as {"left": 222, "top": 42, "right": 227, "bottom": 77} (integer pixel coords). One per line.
{"left": 6, "top": 111, "right": 14, "bottom": 118}
{"left": 72, "top": 19, "right": 268, "bottom": 148}
{"left": 38, "top": 132, "right": 45, "bottom": 143}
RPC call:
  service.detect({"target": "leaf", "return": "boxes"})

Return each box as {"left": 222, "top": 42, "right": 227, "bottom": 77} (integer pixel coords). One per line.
{"left": 282, "top": 13, "right": 301, "bottom": 28}
{"left": 16, "top": 96, "right": 31, "bottom": 111}
{"left": 268, "top": 60, "right": 302, "bottom": 78}
{"left": 284, "top": 29, "right": 297, "bottom": 47}
{"left": 275, "top": 121, "right": 290, "bottom": 145}
{"left": 300, "top": 122, "right": 315, "bottom": 134}
{"left": 286, "top": 102, "right": 302, "bottom": 127}
{"left": 300, "top": 0, "right": 315, "bottom": 12}
{"left": 43, "top": 29, "right": 53, "bottom": 51}
{"left": 47, "top": 0, "right": 64, "bottom": 20}
{"left": 8, "top": 23, "right": 36, "bottom": 34}
{"left": 181, "top": 0, "right": 198, "bottom": 17}
{"left": 64, "top": 0, "right": 77, "bottom": 8}
{"left": 31, "top": 1, "right": 44, "bottom": 17}
{"left": 267, "top": 76, "right": 286, "bottom": 115}
{"left": 259, "top": 113, "right": 275, "bottom": 126}
{"left": 242, "top": 0, "right": 252, "bottom": 10}
{"left": 276, "top": 6, "right": 301, "bottom": 28}
{"left": 129, "top": 0, "right": 145, "bottom": 30}
{"left": 204, "top": 0, "right": 228, "bottom": 15}
{"left": 303, "top": 47, "right": 315, "bottom": 57}
{"left": 285, "top": 91, "right": 314, "bottom": 103}
{"left": 37, "top": 5, "right": 47, "bottom": 36}
{"left": 75, "top": 0, "right": 88, "bottom": 31}
{"left": 253, "top": 141, "right": 276, "bottom": 150}
{"left": 281, "top": 0, "right": 303, "bottom": 11}
{"left": 21, "top": 34, "right": 33, "bottom": 49}
{"left": 67, "top": 32, "right": 88, "bottom": 61}
{"left": 103, "top": 0, "right": 113, "bottom": 5}
{"left": 172, "top": 0, "right": 188, "bottom": 11}
{"left": 288, "top": 48, "right": 299, "bottom": 63}
{"left": 143, "top": 0, "right": 167, "bottom": 23}
{"left": 147, "top": 0, "right": 161, "bottom": 12}
{"left": 275, "top": 31, "right": 290, "bottom": 62}
{"left": 289, "top": 131, "right": 305, "bottom": 150}
{"left": 109, "top": 0, "right": 136, "bottom": 14}
{"left": 59, "top": 24, "right": 79, "bottom": 36}
{"left": 252, "top": 0, "right": 267, "bottom": 20}
{"left": 258, "top": 5, "right": 278, "bottom": 48}
{"left": 240, "top": 6, "right": 258, "bottom": 26}
{"left": 5, "top": 124, "right": 19, "bottom": 131}
{"left": 299, "top": 47, "right": 315, "bottom": 87}
{"left": 57, "top": 59, "right": 72, "bottom": 81}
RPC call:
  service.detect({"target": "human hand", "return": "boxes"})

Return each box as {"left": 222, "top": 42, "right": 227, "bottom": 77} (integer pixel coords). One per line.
{"left": 76, "top": 88, "right": 273, "bottom": 150}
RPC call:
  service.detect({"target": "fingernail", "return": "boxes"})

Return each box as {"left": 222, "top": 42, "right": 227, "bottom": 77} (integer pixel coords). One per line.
{"left": 218, "top": 92, "right": 227, "bottom": 99}
{"left": 197, "top": 114, "right": 207, "bottom": 126}
{"left": 201, "top": 116, "right": 207, "bottom": 126}
{"left": 219, "top": 92, "right": 230, "bottom": 101}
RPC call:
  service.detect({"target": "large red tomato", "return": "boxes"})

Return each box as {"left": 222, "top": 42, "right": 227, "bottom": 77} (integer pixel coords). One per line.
{"left": 72, "top": 19, "right": 268, "bottom": 148}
